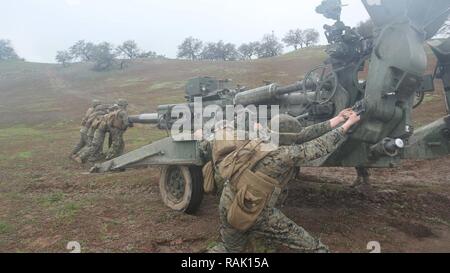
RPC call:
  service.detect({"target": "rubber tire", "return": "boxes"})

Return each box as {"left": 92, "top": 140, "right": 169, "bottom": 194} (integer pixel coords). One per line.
{"left": 159, "top": 165, "right": 204, "bottom": 215}
{"left": 185, "top": 166, "right": 204, "bottom": 214}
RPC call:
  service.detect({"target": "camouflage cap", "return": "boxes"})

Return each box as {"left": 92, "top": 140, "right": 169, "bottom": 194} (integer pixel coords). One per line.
{"left": 269, "top": 114, "right": 303, "bottom": 145}
{"left": 117, "top": 99, "right": 128, "bottom": 107}
{"left": 109, "top": 104, "right": 120, "bottom": 112}
{"left": 91, "top": 99, "right": 101, "bottom": 107}
{"left": 94, "top": 104, "right": 109, "bottom": 112}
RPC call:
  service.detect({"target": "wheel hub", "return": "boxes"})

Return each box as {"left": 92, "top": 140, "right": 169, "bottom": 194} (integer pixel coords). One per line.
{"left": 166, "top": 167, "right": 185, "bottom": 201}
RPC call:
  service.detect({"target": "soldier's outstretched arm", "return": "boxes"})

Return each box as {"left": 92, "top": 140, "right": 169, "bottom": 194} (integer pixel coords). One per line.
{"left": 288, "top": 110, "right": 361, "bottom": 163}
{"left": 295, "top": 108, "right": 351, "bottom": 144}
{"left": 289, "top": 127, "right": 346, "bottom": 164}
{"left": 295, "top": 121, "right": 332, "bottom": 144}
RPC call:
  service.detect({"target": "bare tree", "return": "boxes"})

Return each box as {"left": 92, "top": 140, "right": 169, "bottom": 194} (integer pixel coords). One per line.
{"left": 222, "top": 42, "right": 239, "bottom": 61}
{"left": 55, "top": 50, "right": 73, "bottom": 67}
{"left": 238, "top": 43, "right": 252, "bottom": 60}
{"left": 257, "top": 33, "right": 283, "bottom": 58}
{"left": 216, "top": 41, "right": 238, "bottom": 61}
{"left": 116, "top": 40, "right": 141, "bottom": 60}
{"left": 177, "top": 37, "right": 203, "bottom": 60}
{"left": 200, "top": 41, "right": 239, "bottom": 61}
{"left": 238, "top": 42, "right": 260, "bottom": 60}
{"left": 283, "top": 29, "right": 305, "bottom": 50}
{"left": 303, "top": 29, "right": 320, "bottom": 47}
{"left": 70, "top": 40, "right": 96, "bottom": 62}
{"left": 0, "top": 39, "right": 19, "bottom": 61}
{"left": 91, "top": 42, "right": 117, "bottom": 71}
{"left": 200, "top": 42, "right": 218, "bottom": 60}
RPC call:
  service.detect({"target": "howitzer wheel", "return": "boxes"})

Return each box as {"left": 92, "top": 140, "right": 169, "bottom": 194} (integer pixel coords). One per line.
{"left": 159, "top": 165, "right": 204, "bottom": 214}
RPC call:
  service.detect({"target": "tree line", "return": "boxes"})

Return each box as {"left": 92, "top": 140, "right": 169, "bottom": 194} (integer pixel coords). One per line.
{"left": 177, "top": 29, "right": 320, "bottom": 61}
{"left": 8, "top": 18, "right": 446, "bottom": 70}
{"left": 55, "top": 40, "right": 165, "bottom": 71}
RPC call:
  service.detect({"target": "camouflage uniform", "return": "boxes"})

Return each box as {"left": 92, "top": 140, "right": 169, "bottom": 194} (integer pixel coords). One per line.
{"left": 71, "top": 100, "right": 101, "bottom": 156}
{"left": 85, "top": 104, "right": 112, "bottom": 146}
{"left": 74, "top": 104, "right": 110, "bottom": 162}
{"left": 293, "top": 121, "right": 333, "bottom": 144}
{"left": 271, "top": 118, "right": 334, "bottom": 205}
{"left": 77, "top": 115, "right": 108, "bottom": 163}
{"left": 352, "top": 167, "right": 370, "bottom": 188}
{"left": 105, "top": 99, "right": 129, "bottom": 160}
{"left": 86, "top": 125, "right": 97, "bottom": 147}
{"left": 214, "top": 125, "right": 345, "bottom": 253}
{"left": 219, "top": 185, "right": 328, "bottom": 252}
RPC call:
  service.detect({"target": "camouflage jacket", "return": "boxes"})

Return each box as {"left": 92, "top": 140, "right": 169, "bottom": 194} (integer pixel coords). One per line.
{"left": 83, "top": 108, "right": 109, "bottom": 136}
{"left": 203, "top": 122, "right": 333, "bottom": 169}
{"left": 200, "top": 129, "right": 253, "bottom": 165}
{"left": 253, "top": 127, "right": 345, "bottom": 187}
{"left": 107, "top": 109, "right": 129, "bottom": 130}
{"left": 295, "top": 121, "right": 332, "bottom": 144}
{"left": 81, "top": 107, "right": 95, "bottom": 127}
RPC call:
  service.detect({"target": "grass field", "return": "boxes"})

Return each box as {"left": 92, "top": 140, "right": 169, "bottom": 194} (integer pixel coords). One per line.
{"left": 0, "top": 47, "right": 449, "bottom": 253}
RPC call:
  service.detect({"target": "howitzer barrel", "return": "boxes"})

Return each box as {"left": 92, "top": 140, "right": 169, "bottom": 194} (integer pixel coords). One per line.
{"left": 128, "top": 113, "right": 159, "bottom": 124}
{"left": 277, "top": 81, "right": 305, "bottom": 94}
{"left": 234, "top": 81, "right": 306, "bottom": 106}
{"left": 234, "top": 84, "right": 278, "bottom": 106}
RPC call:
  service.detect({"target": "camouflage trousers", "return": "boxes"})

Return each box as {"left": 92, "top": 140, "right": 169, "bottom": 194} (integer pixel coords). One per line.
{"left": 86, "top": 128, "right": 96, "bottom": 146}
{"left": 217, "top": 184, "right": 329, "bottom": 253}
{"left": 71, "top": 127, "right": 88, "bottom": 155}
{"left": 105, "top": 128, "right": 125, "bottom": 160}
{"left": 78, "top": 127, "right": 107, "bottom": 163}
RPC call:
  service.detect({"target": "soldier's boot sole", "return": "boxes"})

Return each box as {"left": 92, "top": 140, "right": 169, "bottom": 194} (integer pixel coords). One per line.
{"left": 74, "top": 157, "right": 83, "bottom": 164}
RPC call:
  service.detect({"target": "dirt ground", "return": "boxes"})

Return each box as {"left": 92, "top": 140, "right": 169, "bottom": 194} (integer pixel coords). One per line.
{"left": 0, "top": 48, "right": 449, "bottom": 253}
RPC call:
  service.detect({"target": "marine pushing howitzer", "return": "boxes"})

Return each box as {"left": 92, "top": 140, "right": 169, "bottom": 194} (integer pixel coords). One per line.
{"left": 92, "top": 0, "right": 450, "bottom": 214}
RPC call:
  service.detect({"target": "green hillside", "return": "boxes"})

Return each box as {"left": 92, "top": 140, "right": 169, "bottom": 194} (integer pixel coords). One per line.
{"left": 0, "top": 48, "right": 328, "bottom": 127}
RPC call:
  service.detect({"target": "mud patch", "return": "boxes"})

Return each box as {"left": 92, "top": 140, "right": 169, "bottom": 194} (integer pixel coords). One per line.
{"left": 388, "top": 220, "right": 436, "bottom": 239}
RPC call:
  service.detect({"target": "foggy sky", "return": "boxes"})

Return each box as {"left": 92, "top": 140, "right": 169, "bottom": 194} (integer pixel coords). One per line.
{"left": 1, "top": 0, "right": 369, "bottom": 63}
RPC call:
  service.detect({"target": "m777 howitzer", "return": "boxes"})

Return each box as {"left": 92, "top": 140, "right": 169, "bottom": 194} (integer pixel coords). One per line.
{"left": 127, "top": 77, "right": 321, "bottom": 129}
{"left": 92, "top": 0, "right": 450, "bottom": 215}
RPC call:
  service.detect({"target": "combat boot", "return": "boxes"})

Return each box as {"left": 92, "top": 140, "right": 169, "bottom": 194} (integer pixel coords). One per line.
{"left": 351, "top": 167, "right": 370, "bottom": 188}
{"left": 315, "top": 241, "right": 331, "bottom": 253}
{"left": 351, "top": 175, "right": 370, "bottom": 188}
{"left": 73, "top": 156, "right": 83, "bottom": 164}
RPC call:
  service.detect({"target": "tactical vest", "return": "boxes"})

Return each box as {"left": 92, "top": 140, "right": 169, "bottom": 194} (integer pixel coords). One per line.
{"left": 106, "top": 110, "right": 127, "bottom": 130}
{"left": 217, "top": 140, "right": 281, "bottom": 231}
{"left": 85, "top": 112, "right": 97, "bottom": 128}
{"left": 202, "top": 129, "right": 248, "bottom": 194}
{"left": 90, "top": 115, "right": 104, "bottom": 130}
{"left": 81, "top": 107, "right": 95, "bottom": 126}
{"left": 86, "top": 109, "right": 106, "bottom": 129}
